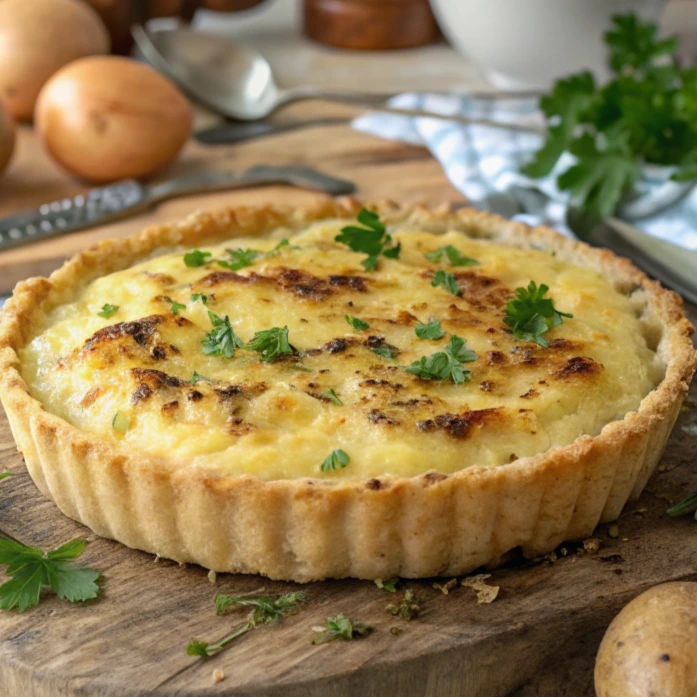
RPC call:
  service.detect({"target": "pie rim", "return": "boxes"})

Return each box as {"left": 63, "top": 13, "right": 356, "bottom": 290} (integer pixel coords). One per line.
{"left": 0, "top": 198, "right": 694, "bottom": 582}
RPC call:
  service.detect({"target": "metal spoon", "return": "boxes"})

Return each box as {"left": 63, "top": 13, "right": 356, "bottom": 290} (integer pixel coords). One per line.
{"left": 131, "top": 25, "right": 542, "bottom": 133}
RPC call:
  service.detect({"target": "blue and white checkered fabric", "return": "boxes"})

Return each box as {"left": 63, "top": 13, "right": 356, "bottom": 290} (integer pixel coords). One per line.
{"left": 353, "top": 93, "right": 697, "bottom": 250}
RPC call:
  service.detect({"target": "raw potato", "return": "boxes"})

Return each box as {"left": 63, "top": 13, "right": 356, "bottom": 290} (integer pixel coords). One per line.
{"left": 595, "top": 582, "right": 697, "bottom": 697}
{"left": 0, "top": 0, "right": 110, "bottom": 121}
{"left": 35, "top": 56, "right": 193, "bottom": 182}
{"left": 0, "top": 100, "right": 13, "bottom": 176}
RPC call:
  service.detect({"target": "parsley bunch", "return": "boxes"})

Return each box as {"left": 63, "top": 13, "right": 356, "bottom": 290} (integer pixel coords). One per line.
{"left": 335, "top": 208, "right": 401, "bottom": 271}
{"left": 503, "top": 282, "right": 572, "bottom": 347}
{"left": 0, "top": 538, "right": 100, "bottom": 612}
{"left": 244, "top": 326, "right": 296, "bottom": 363}
{"left": 406, "top": 335, "right": 477, "bottom": 384}
{"left": 524, "top": 13, "right": 697, "bottom": 216}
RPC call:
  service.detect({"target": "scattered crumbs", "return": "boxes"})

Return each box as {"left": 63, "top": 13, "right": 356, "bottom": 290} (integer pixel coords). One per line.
{"left": 633, "top": 507, "right": 649, "bottom": 517}
{"left": 599, "top": 553, "right": 624, "bottom": 564}
{"left": 212, "top": 669, "right": 225, "bottom": 684}
{"left": 387, "top": 590, "right": 421, "bottom": 620}
{"left": 433, "top": 579, "right": 458, "bottom": 595}
{"left": 545, "top": 551, "right": 558, "bottom": 564}
{"left": 390, "top": 627, "right": 403, "bottom": 636}
{"left": 583, "top": 538, "right": 601, "bottom": 554}
{"left": 179, "top": 562, "right": 187, "bottom": 568}
{"left": 622, "top": 538, "right": 630, "bottom": 542}
{"left": 208, "top": 570, "right": 217, "bottom": 584}
{"left": 559, "top": 547, "right": 568, "bottom": 557}
{"left": 614, "top": 568, "right": 623, "bottom": 576}
{"left": 608, "top": 524, "right": 620, "bottom": 539}
{"left": 682, "top": 423, "right": 697, "bottom": 437}
{"left": 154, "top": 554, "right": 161, "bottom": 563}
{"left": 462, "top": 574, "right": 500, "bottom": 604}
{"left": 657, "top": 462, "right": 678, "bottom": 473}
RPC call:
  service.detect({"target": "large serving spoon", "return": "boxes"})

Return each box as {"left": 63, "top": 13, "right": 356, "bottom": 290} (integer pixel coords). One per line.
{"left": 131, "top": 25, "right": 542, "bottom": 132}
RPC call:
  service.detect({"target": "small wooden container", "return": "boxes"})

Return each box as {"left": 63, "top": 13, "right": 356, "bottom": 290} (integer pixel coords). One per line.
{"left": 303, "top": 0, "right": 438, "bottom": 51}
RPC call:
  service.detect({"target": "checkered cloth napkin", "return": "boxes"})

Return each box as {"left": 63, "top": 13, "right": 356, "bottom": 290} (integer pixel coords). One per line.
{"left": 352, "top": 93, "right": 697, "bottom": 250}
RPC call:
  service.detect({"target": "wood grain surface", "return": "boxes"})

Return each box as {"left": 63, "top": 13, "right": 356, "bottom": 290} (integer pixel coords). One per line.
{"left": 0, "top": 105, "right": 696, "bottom": 697}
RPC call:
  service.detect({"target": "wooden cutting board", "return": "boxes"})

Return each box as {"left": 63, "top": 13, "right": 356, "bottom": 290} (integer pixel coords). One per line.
{"left": 0, "top": 107, "right": 696, "bottom": 697}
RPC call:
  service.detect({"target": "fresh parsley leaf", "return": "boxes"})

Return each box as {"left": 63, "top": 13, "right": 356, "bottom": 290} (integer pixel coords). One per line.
{"left": 370, "top": 344, "right": 399, "bottom": 361}
{"left": 244, "top": 326, "right": 295, "bottom": 363}
{"left": 266, "top": 239, "right": 299, "bottom": 257}
{"left": 606, "top": 13, "right": 678, "bottom": 74}
{"left": 97, "top": 304, "right": 118, "bottom": 319}
{"left": 0, "top": 473, "right": 10, "bottom": 482}
{"left": 312, "top": 614, "right": 372, "bottom": 644}
{"left": 188, "top": 592, "right": 305, "bottom": 658}
{"left": 184, "top": 250, "right": 212, "bottom": 267}
{"left": 668, "top": 491, "right": 697, "bottom": 520}
{"left": 431, "top": 270, "right": 460, "bottom": 296}
{"left": 415, "top": 320, "right": 445, "bottom": 340}
{"left": 406, "top": 335, "right": 477, "bottom": 384}
{"left": 503, "top": 281, "right": 573, "bottom": 348}
{"left": 191, "top": 371, "right": 212, "bottom": 385}
{"left": 217, "top": 248, "right": 261, "bottom": 271}
{"left": 424, "top": 245, "right": 478, "bottom": 267}
{"left": 0, "top": 537, "right": 100, "bottom": 612}
{"left": 387, "top": 590, "right": 421, "bottom": 621}
{"left": 345, "top": 315, "right": 370, "bottom": 331}
{"left": 375, "top": 577, "right": 399, "bottom": 593}
{"left": 201, "top": 311, "right": 244, "bottom": 358}
{"left": 320, "top": 388, "right": 343, "bottom": 406}
{"left": 111, "top": 411, "right": 129, "bottom": 432}
{"left": 320, "top": 449, "right": 350, "bottom": 472}
{"left": 190, "top": 293, "right": 208, "bottom": 305}
{"left": 335, "top": 208, "right": 400, "bottom": 270}
{"left": 163, "top": 297, "right": 186, "bottom": 315}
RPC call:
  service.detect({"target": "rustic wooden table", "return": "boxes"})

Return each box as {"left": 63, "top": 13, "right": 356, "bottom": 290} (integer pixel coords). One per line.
{"left": 0, "top": 25, "right": 696, "bottom": 697}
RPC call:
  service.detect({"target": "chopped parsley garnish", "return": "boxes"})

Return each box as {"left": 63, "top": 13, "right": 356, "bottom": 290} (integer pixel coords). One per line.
{"left": 375, "top": 577, "right": 399, "bottom": 593}
{"left": 321, "top": 388, "right": 343, "bottom": 406}
{"left": 406, "top": 335, "right": 477, "bottom": 384}
{"left": 0, "top": 538, "right": 100, "bottom": 612}
{"left": 0, "top": 472, "right": 10, "bottom": 482}
{"left": 217, "top": 248, "right": 262, "bottom": 271}
{"left": 184, "top": 250, "right": 212, "bottom": 267}
{"left": 335, "top": 208, "right": 400, "bottom": 271}
{"left": 312, "top": 614, "right": 372, "bottom": 644}
{"left": 345, "top": 315, "right": 370, "bottom": 331}
{"left": 244, "top": 326, "right": 295, "bottom": 363}
{"left": 523, "top": 13, "right": 697, "bottom": 216}
{"left": 320, "top": 449, "right": 350, "bottom": 472}
{"left": 425, "top": 245, "right": 478, "bottom": 267}
{"left": 188, "top": 592, "right": 305, "bottom": 658}
{"left": 503, "top": 281, "right": 573, "bottom": 348}
{"left": 190, "top": 293, "right": 208, "bottom": 305}
{"left": 201, "top": 311, "right": 244, "bottom": 358}
{"left": 190, "top": 371, "right": 212, "bottom": 385}
{"left": 111, "top": 411, "right": 129, "bottom": 432}
{"left": 370, "top": 344, "right": 399, "bottom": 361}
{"left": 415, "top": 319, "right": 445, "bottom": 340}
{"left": 267, "top": 239, "right": 299, "bottom": 256}
{"left": 163, "top": 297, "right": 186, "bottom": 315}
{"left": 668, "top": 491, "right": 697, "bottom": 520}
{"left": 431, "top": 270, "right": 460, "bottom": 296}
{"left": 97, "top": 303, "right": 119, "bottom": 318}
{"left": 387, "top": 590, "right": 421, "bottom": 621}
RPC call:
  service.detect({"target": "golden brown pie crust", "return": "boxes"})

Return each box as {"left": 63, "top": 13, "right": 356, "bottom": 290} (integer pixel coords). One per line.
{"left": 0, "top": 199, "right": 694, "bottom": 581}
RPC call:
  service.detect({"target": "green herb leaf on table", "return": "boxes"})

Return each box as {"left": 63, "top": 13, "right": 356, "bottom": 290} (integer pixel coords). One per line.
{"left": 415, "top": 319, "right": 445, "bottom": 340}
{"left": 345, "top": 315, "right": 370, "bottom": 331}
{"left": 217, "top": 248, "right": 262, "bottom": 272}
{"left": 503, "top": 281, "right": 573, "bottom": 348}
{"left": 202, "top": 312, "right": 244, "bottom": 359}
{"left": 387, "top": 590, "right": 421, "bottom": 621}
{"left": 244, "top": 326, "right": 295, "bottom": 363}
{"left": 320, "top": 389, "right": 343, "bottom": 406}
{"left": 184, "top": 250, "right": 212, "bottom": 268}
{"left": 188, "top": 592, "right": 305, "bottom": 658}
{"left": 667, "top": 491, "right": 697, "bottom": 520}
{"left": 0, "top": 537, "right": 100, "bottom": 612}
{"left": 97, "top": 304, "right": 119, "bottom": 319}
{"left": 0, "top": 473, "right": 10, "bottom": 481}
{"left": 320, "top": 449, "right": 350, "bottom": 472}
{"left": 190, "top": 293, "right": 208, "bottom": 305}
{"left": 335, "top": 208, "right": 400, "bottom": 271}
{"left": 374, "top": 577, "right": 399, "bottom": 593}
{"left": 431, "top": 270, "right": 460, "bottom": 297}
{"left": 424, "top": 245, "right": 478, "bottom": 267}
{"left": 406, "top": 335, "right": 477, "bottom": 384}
{"left": 312, "top": 614, "right": 372, "bottom": 645}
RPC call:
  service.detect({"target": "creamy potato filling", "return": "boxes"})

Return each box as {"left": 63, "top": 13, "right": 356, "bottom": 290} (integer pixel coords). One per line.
{"left": 20, "top": 220, "right": 662, "bottom": 480}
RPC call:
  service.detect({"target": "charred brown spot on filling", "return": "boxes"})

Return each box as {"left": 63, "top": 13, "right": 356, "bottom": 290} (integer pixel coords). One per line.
{"left": 130, "top": 368, "right": 184, "bottom": 404}
{"left": 368, "top": 409, "right": 400, "bottom": 426}
{"left": 485, "top": 351, "right": 506, "bottom": 366}
{"left": 188, "top": 390, "right": 203, "bottom": 402}
{"left": 520, "top": 389, "right": 537, "bottom": 399}
{"left": 360, "top": 378, "right": 404, "bottom": 391}
{"left": 274, "top": 268, "right": 332, "bottom": 301}
{"left": 366, "top": 478, "right": 382, "bottom": 491}
{"left": 551, "top": 356, "right": 603, "bottom": 379}
{"left": 197, "top": 270, "right": 259, "bottom": 287}
{"left": 215, "top": 382, "right": 267, "bottom": 403}
{"left": 417, "top": 408, "right": 500, "bottom": 439}
{"left": 79, "top": 386, "right": 102, "bottom": 408}
{"left": 394, "top": 310, "right": 419, "bottom": 325}
{"left": 323, "top": 337, "right": 355, "bottom": 354}
{"left": 480, "top": 380, "right": 495, "bottom": 393}
{"left": 144, "top": 271, "right": 176, "bottom": 286}
{"left": 226, "top": 417, "right": 254, "bottom": 437}
{"left": 391, "top": 396, "right": 434, "bottom": 407}
{"left": 424, "top": 472, "right": 447, "bottom": 484}
{"left": 453, "top": 270, "right": 513, "bottom": 310}
{"left": 511, "top": 346, "right": 537, "bottom": 366}
{"left": 161, "top": 400, "right": 179, "bottom": 414}
{"left": 328, "top": 275, "right": 368, "bottom": 292}
{"left": 547, "top": 338, "right": 580, "bottom": 351}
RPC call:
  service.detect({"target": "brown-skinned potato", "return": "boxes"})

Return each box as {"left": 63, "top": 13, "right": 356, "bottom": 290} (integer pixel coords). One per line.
{"left": 595, "top": 582, "right": 697, "bottom": 697}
